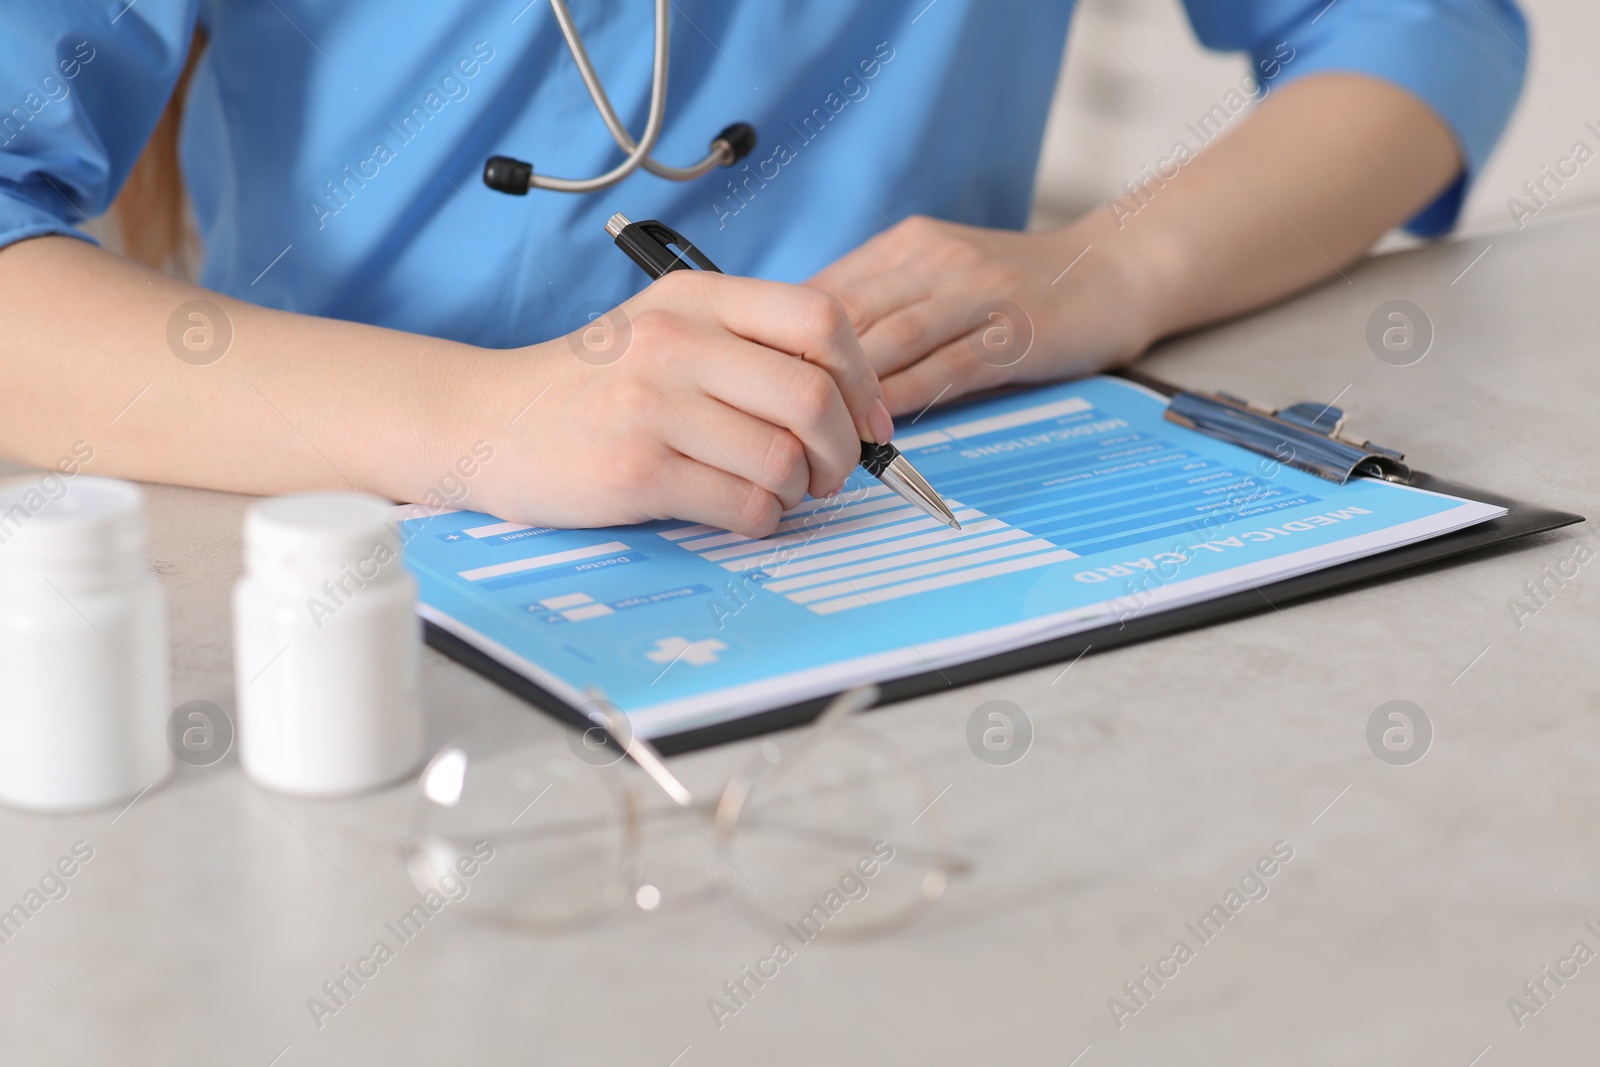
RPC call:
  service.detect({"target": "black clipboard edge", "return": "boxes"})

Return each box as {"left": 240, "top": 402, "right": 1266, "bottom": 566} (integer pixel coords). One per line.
{"left": 421, "top": 371, "right": 1586, "bottom": 757}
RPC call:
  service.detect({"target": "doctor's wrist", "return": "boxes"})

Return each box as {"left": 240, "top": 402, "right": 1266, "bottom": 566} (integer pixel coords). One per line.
{"left": 393, "top": 339, "right": 550, "bottom": 512}
{"left": 1041, "top": 213, "right": 1166, "bottom": 368}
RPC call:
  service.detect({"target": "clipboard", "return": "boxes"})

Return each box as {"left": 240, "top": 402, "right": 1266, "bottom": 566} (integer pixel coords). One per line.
{"left": 421, "top": 370, "right": 1584, "bottom": 755}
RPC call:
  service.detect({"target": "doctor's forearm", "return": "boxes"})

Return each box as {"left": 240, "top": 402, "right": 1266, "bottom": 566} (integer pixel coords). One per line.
{"left": 0, "top": 235, "right": 892, "bottom": 536}
{"left": 1102, "top": 72, "right": 1461, "bottom": 344}
{"left": 0, "top": 235, "right": 482, "bottom": 499}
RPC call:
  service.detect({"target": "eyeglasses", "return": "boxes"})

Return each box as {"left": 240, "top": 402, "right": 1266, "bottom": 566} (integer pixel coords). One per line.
{"left": 404, "top": 687, "right": 954, "bottom": 938}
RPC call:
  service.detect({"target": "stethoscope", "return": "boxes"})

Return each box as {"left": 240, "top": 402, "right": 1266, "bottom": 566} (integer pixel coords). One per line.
{"left": 483, "top": 0, "right": 756, "bottom": 196}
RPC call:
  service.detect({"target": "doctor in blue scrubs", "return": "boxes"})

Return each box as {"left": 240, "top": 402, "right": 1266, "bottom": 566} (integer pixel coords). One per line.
{"left": 0, "top": 1, "right": 1525, "bottom": 536}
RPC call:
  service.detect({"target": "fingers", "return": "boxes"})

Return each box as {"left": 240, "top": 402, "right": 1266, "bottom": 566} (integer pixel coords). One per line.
{"left": 662, "top": 271, "right": 890, "bottom": 448}
{"left": 655, "top": 392, "right": 811, "bottom": 509}
{"left": 804, "top": 225, "right": 906, "bottom": 295}
{"left": 858, "top": 294, "right": 976, "bottom": 379}
{"left": 648, "top": 453, "right": 783, "bottom": 538}
{"left": 877, "top": 335, "right": 1002, "bottom": 417}
{"left": 826, "top": 265, "right": 937, "bottom": 337}
{"left": 687, "top": 337, "right": 859, "bottom": 497}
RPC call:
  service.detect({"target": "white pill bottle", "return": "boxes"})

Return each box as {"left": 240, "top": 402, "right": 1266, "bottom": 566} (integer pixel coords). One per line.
{"left": 0, "top": 476, "right": 173, "bottom": 812}
{"left": 235, "top": 492, "right": 424, "bottom": 796}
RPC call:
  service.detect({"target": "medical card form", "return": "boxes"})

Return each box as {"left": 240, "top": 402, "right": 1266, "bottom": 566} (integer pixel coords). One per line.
{"left": 397, "top": 377, "right": 1504, "bottom": 737}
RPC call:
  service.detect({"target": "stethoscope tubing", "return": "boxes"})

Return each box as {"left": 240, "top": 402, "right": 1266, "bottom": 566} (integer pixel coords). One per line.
{"left": 486, "top": 0, "right": 751, "bottom": 195}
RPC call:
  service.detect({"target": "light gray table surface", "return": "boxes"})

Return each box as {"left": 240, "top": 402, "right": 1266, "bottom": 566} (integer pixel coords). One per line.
{"left": 2, "top": 209, "right": 1597, "bottom": 1067}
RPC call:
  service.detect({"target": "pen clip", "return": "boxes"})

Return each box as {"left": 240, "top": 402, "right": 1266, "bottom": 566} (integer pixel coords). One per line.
{"left": 613, "top": 217, "right": 723, "bottom": 276}
{"left": 640, "top": 220, "right": 721, "bottom": 272}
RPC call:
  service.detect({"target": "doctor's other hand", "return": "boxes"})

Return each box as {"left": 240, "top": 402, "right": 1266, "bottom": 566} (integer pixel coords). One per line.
{"left": 806, "top": 215, "right": 1157, "bottom": 417}
{"left": 463, "top": 271, "right": 890, "bottom": 538}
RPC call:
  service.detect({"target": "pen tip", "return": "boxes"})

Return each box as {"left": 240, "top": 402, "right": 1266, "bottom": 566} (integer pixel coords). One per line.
{"left": 946, "top": 516, "right": 962, "bottom": 530}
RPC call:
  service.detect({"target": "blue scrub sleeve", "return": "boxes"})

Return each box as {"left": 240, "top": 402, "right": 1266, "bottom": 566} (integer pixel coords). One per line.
{"left": 0, "top": 4, "right": 197, "bottom": 252}
{"left": 1181, "top": 0, "right": 1528, "bottom": 236}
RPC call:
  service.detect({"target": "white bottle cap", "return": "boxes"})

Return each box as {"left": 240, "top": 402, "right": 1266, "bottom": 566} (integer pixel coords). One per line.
{"left": 0, "top": 476, "right": 147, "bottom": 579}
{"left": 244, "top": 491, "right": 401, "bottom": 581}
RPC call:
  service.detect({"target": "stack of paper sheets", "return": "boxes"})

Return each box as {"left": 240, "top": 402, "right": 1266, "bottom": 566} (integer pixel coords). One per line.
{"left": 397, "top": 377, "right": 1504, "bottom": 737}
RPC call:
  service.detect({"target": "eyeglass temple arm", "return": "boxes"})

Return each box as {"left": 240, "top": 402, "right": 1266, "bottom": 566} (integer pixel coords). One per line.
{"left": 583, "top": 691, "right": 695, "bottom": 808}
{"left": 588, "top": 684, "right": 879, "bottom": 815}
{"left": 621, "top": 733, "right": 693, "bottom": 808}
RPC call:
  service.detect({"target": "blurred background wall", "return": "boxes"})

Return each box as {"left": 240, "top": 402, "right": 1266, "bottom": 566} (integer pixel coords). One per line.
{"left": 1029, "top": 0, "right": 1600, "bottom": 245}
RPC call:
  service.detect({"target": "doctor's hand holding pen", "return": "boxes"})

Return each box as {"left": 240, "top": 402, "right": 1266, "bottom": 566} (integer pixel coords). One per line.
{"left": 0, "top": 238, "right": 884, "bottom": 540}
{"left": 470, "top": 269, "right": 893, "bottom": 537}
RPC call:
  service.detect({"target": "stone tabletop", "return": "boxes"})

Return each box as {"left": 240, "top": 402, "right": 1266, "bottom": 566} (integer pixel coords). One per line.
{"left": 1, "top": 208, "right": 1596, "bottom": 1066}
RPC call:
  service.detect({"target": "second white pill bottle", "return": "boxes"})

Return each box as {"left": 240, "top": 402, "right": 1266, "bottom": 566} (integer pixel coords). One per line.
{"left": 235, "top": 492, "right": 424, "bottom": 796}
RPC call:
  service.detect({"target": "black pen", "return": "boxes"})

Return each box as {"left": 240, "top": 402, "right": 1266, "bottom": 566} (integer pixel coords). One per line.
{"left": 604, "top": 212, "right": 960, "bottom": 530}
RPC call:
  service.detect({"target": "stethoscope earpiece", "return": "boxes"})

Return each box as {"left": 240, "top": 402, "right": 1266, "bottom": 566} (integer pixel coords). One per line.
{"left": 712, "top": 123, "right": 758, "bottom": 166}
{"left": 483, "top": 156, "right": 534, "bottom": 196}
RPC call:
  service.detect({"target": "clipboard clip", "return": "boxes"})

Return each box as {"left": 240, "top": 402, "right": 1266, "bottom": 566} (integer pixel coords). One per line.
{"left": 1164, "top": 390, "right": 1411, "bottom": 485}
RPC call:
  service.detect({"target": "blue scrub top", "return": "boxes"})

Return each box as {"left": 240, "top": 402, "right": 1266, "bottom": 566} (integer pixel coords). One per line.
{"left": 1, "top": 0, "right": 1525, "bottom": 350}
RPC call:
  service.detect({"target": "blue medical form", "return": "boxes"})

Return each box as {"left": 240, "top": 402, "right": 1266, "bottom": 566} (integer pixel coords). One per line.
{"left": 397, "top": 377, "right": 1502, "bottom": 736}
